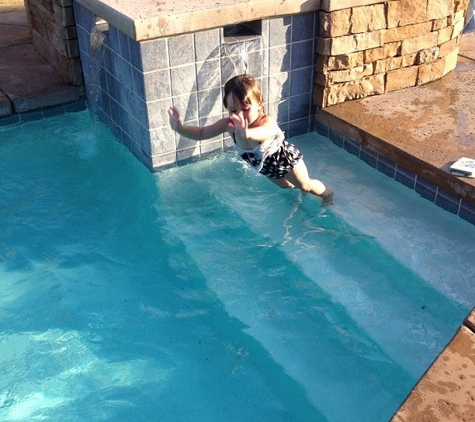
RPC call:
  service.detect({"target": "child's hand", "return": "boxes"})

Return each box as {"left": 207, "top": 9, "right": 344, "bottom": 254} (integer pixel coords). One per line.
{"left": 228, "top": 112, "right": 248, "bottom": 141}
{"left": 168, "top": 107, "right": 182, "bottom": 131}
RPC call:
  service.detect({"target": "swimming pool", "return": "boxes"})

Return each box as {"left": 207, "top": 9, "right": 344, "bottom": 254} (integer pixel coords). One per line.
{"left": 1, "top": 110, "right": 473, "bottom": 422}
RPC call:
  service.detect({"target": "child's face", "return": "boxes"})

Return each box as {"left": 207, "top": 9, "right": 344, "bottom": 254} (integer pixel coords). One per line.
{"left": 225, "top": 94, "right": 262, "bottom": 126}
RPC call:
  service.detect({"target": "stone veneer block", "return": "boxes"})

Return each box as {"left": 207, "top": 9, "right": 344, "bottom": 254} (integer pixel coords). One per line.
{"left": 364, "top": 42, "right": 399, "bottom": 62}
{"left": 400, "top": 52, "right": 418, "bottom": 67}
{"left": 319, "top": 10, "right": 351, "bottom": 37}
{"left": 317, "top": 51, "right": 364, "bottom": 72}
{"left": 350, "top": 4, "right": 386, "bottom": 33}
{"left": 325, "top": 63, "right": 374, "bottom": 84}
{"left": 386, "top": 66, "right": 418, "bottom": 92}
{"left": 354, "top": 31, "right": 383, "bottom": 51}
{"left": 453, "top": 12, "right": 467, "bottom": 36}
{"left": 427, "top": 0, "right": 457, "bottom": 20}
{"left": 400, "top": 32, "right": 438, "bottom": 55}
{"left": 387, "top": 0, "right": 428, "bottom": 28}
{"left": 316, "top": 73, "right": 384, "bottom": 106}
{"left": 439, "top": 36, "right": 459, "bottom": 57}
{"left": 416, "top": 47, "right": 439, "bottom": 64}
{"left": 433, "top": 16, "right": 450, "bottom": 31}
{"left": 382, "top": 22, "right": 433, "bottom": 44}
{"left": 318, "top": 31, "right": 382, "bottom": 55}
{"left": 438, "top": 24, "right": 456, "bottom": 44}
{"left": 442, "top": 47, "right": 460, "bottom": 74}
{"left": 451, "top": 9, "right": 467, "bottom": 25}
{"left": 374, "top": 56, "right": 403, "bottom": 73}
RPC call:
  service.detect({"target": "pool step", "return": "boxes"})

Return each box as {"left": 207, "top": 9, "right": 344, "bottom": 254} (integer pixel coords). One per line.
{"left": 154, "top": 155, "right": 463, "bottom": 421}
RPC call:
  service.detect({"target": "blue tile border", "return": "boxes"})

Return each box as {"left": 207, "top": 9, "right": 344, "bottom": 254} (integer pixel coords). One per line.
{"left": 415, "top": 177, "right": 438, "bottom": 202}
{"left": 0, "top": 113, "right": 20, "bottom": 127}
{"left": 395, "top": 166, "right": 416, "bottom": 190}
{"left": 435, "top": 190, "right": 461, "bottom": 215}
{"left": 360, "top": 146, "right": 378, "bottom": 169}
{"left": 317, "top": 123, "right": 475, "bottom": 227}
{"left": 377, "top": 156, "right": 397, "bottom": 178}
{"left": 459, "top": 202, "right": 475, "bottom": 225}
{"left": 0, "top": 100, "right": 87, "bottom": 127}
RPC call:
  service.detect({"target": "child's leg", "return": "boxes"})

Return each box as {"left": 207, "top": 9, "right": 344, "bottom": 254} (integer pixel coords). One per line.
{"left": 267, "top": 177, "right": 295, "bottom": 189}
{"left": 284, "top": 160, "right": 334, "bottom": 205}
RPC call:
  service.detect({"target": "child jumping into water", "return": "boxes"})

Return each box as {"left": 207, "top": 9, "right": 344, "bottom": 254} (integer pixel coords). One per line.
{"left": 168, "top": 74, "right": 333, "bottom": 205}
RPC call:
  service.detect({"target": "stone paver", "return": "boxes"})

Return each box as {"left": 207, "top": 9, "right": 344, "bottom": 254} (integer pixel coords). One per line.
{"left": 390, "top": 310, "right": 475, "bottom": 422}
{"left": 0, "top": 9, "right": 29, "bottom": 48}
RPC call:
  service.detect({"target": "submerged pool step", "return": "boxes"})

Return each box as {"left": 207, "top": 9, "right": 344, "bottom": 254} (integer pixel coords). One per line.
{"left": 155, "top": 153, "right": 463, "bottom": 421}
{"left": 205, "top": 170, "right": 458, "bottom": 372}
{"left": 157, "top": 170, "right": 405, "bottom": 422}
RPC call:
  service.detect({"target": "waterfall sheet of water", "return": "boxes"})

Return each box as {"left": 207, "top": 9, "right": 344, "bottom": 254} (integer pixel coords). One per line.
{"left": 220, "top": 37, "right": 264, "bottom": 80}
{"left": 179, "top": 36, "right": 264, "bottom": 139}
{"left": 87, "top": 24, "right": 108, "bottom": 120}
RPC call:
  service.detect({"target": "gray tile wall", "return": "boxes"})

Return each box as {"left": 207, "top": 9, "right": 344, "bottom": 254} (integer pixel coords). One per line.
{"left": 73, "top": 1, "right": 318, "bottom": 171}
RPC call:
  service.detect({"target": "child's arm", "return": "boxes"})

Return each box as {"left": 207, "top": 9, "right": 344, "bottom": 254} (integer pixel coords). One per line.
{"left": 168, "top": 107, "right": 228, "bottom": 140}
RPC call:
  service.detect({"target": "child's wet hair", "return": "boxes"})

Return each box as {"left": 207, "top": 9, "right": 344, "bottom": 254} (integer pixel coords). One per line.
{"left": 223, "top": 74, "right": 264, "bottom": 109}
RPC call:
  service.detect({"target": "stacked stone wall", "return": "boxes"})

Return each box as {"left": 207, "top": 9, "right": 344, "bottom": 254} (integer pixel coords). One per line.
{"left": 25, "top": 0, "right": 83, "bottom": 85}
{"left": 22, "top": 0, "right": 470, "bottom": 105}
{"left": 315, "top": 0, "right": 470, "bottom": 107}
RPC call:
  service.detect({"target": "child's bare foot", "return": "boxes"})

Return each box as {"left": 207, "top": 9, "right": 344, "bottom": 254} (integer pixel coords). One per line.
{"left": 320, "top": 189, "right": 334, "bottom": 206}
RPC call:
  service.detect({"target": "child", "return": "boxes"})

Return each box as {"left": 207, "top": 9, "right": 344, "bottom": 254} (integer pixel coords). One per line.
{"left": 168, "top": 74, "right": 333, "bottom": 205}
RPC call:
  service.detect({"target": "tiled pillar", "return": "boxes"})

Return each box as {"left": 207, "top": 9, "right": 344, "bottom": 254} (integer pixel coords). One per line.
{"left": 73, "top": 1, "right": 319, "bottom": 171}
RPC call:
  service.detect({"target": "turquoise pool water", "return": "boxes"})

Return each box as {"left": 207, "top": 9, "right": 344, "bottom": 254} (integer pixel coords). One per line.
{"left": 0, "top": 110, "right": 473, "bottom": 422}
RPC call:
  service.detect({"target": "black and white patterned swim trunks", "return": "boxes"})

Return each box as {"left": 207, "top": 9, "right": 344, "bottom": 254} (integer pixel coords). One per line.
{"left": 241, "top": 140, "right": 303, "bottom": 179}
